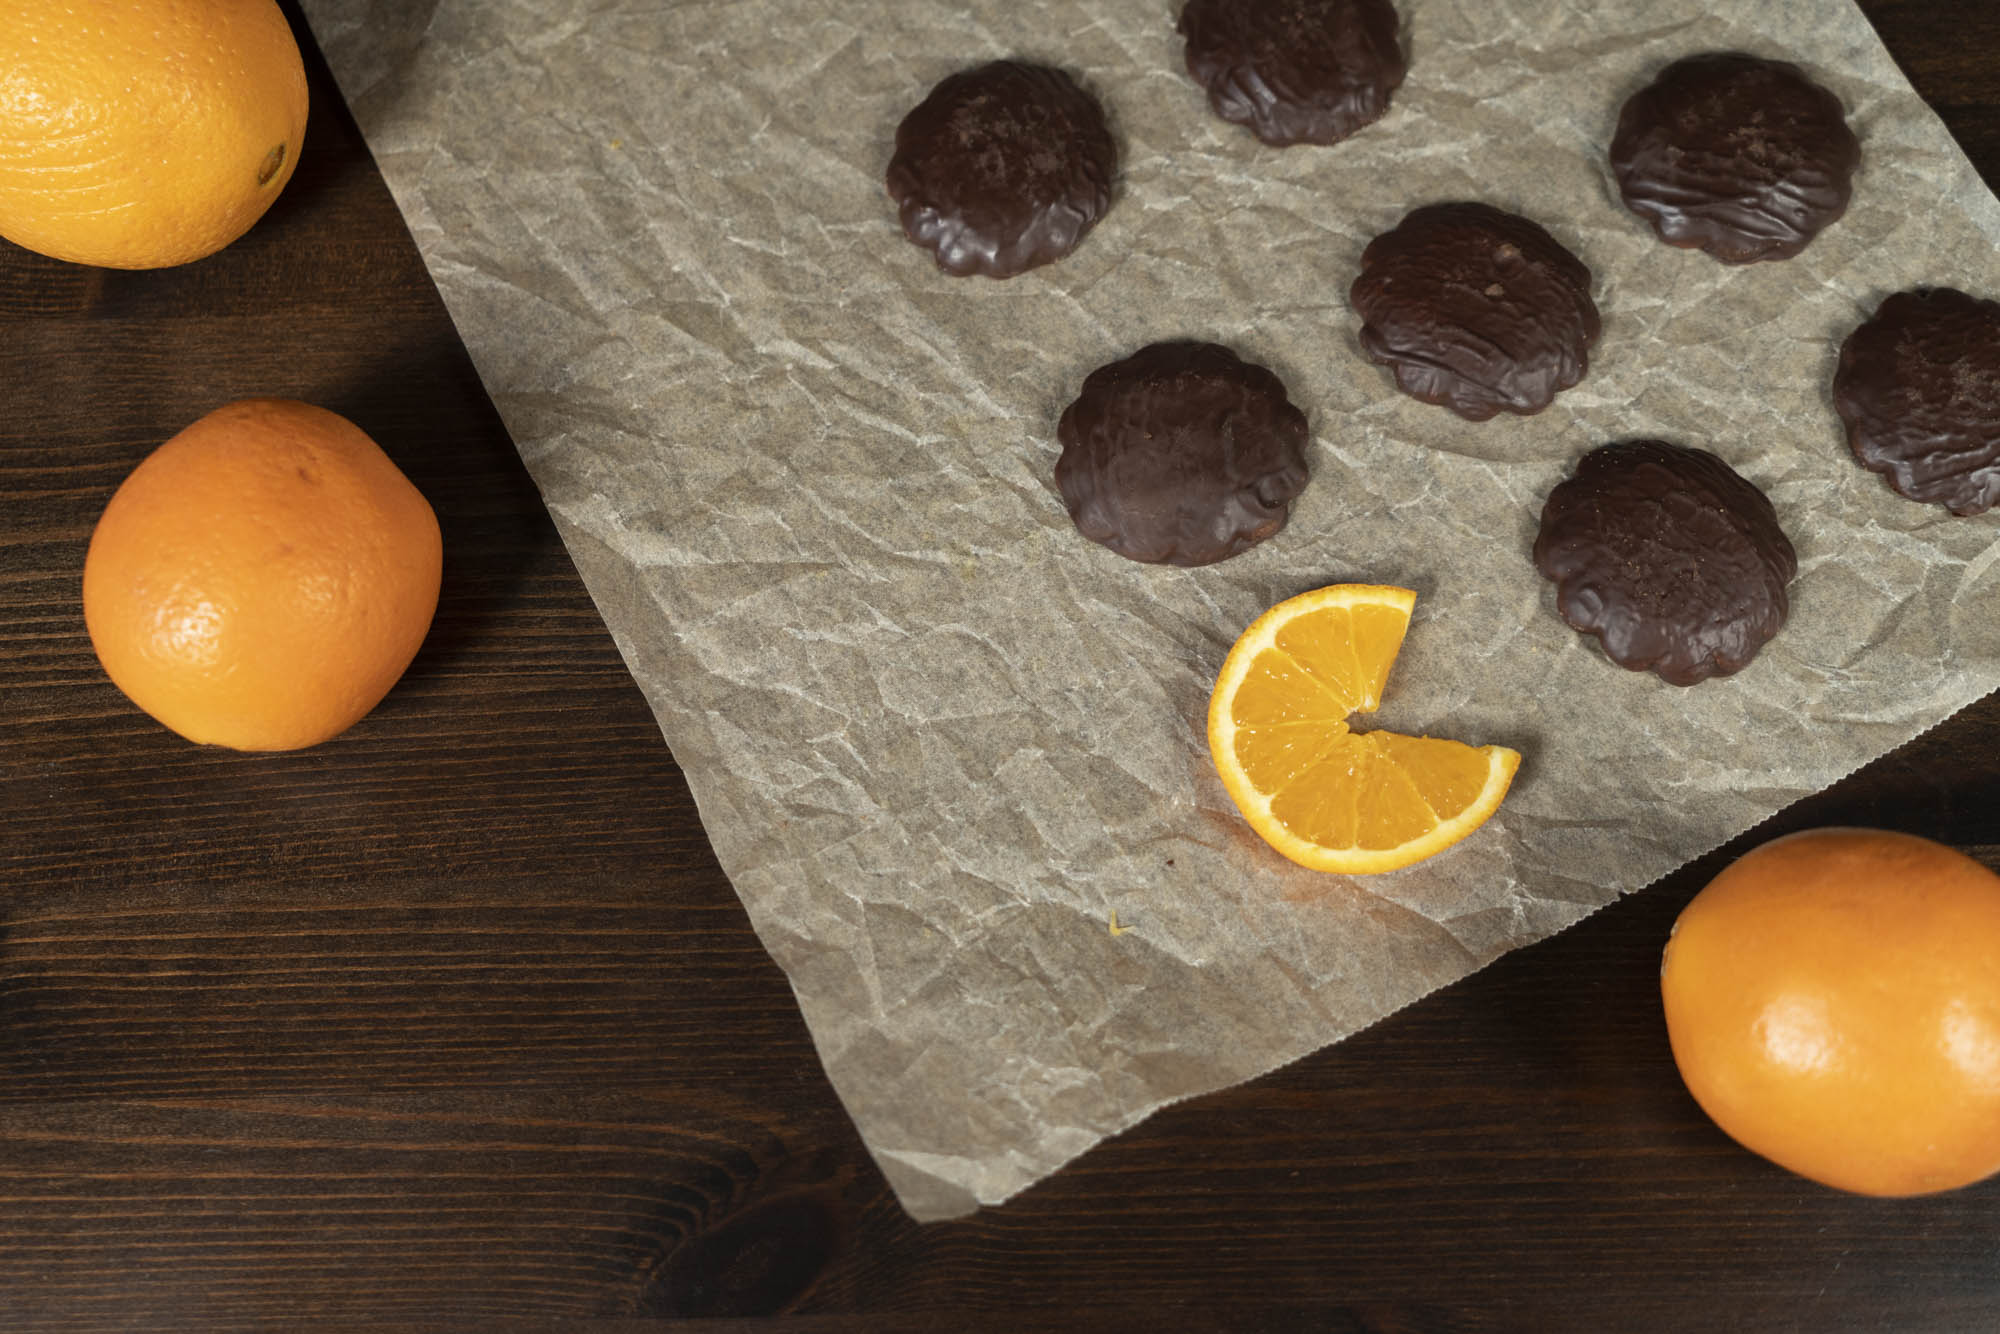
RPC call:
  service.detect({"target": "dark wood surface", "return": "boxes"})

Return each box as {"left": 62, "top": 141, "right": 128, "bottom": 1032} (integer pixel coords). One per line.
{"left": 4, "top": 3, "right": 1999, "bottom": 1329}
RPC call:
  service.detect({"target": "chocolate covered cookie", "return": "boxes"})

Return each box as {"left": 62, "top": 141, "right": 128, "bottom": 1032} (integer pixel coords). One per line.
{"left": 1833, "top": 287, "right": 2000, "bottom": 516}
{"left": 1178, "top": 0, "right": 1406, "bottom": 148}
{"left": 1055, "top": 341, "right": 1310, "bottom": 566}
{"left": 1534, "top": 441, "right": 1796, "bottom": 686}
{"left": 886, "top": 61, "right": 1118, "bottom": 279}
{"left": 1350, "top": 202, "right": 1600, "bottom": 421}
{"left": 1611, "top": 52, "right": 1860, "bottom": 265}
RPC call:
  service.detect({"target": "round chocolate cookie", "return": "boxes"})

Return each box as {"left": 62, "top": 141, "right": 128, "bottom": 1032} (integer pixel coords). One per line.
{"left": 1177, "top": 0, "right": 1406, "bottom": 148}
{"left": 1349, "top": 202, "right": 1600, "bottom": 422}
{"left": 1832, "top": 287, "right": 2000, "bottom": 516}
{"left": 1055, "top": 342, "right": 1310, "bottom": 566}
{"left": 1610, "top": 52, "right": 1860, "bottom": 265}
{"left": 886, "top": 61, "right": 1117, "bottom": 279}
{"left": 1533, "top": 441, "right": 1797, "bottom": 686}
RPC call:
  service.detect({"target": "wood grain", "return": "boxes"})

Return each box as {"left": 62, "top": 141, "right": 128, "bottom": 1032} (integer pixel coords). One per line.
{"left": 3, "top": 2, "right": 1998, "bottom": 1329}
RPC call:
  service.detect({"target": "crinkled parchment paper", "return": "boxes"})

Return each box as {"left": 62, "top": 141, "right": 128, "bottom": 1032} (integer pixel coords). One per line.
{"left": 300, "top": 0, "right": 2000, "bottom": 1218}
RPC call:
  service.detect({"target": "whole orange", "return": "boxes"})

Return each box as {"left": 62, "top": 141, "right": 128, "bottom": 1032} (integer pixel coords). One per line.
{"left": 0, "top": 0, "right": 309, "bottom": 269}
{"left": 82, "top": 399, "right": 441, "bottom": 752}
{"left": 1661, "top": 827, "right": 2000, "bottom": 1196}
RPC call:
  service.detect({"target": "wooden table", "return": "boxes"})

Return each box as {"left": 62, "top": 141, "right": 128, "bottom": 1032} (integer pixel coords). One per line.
{"left": 5, "top": 3, "right": 1998, "bottom": 1329}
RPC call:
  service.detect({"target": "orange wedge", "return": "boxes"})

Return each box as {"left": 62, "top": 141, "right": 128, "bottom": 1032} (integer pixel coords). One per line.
{"left": 1207, "top": 585, "right": 1520, "bottom": 874}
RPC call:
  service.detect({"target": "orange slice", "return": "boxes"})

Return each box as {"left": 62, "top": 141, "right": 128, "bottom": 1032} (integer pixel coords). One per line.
{"left": 1207, "top": 585, "right": 1520, "bottom": 874}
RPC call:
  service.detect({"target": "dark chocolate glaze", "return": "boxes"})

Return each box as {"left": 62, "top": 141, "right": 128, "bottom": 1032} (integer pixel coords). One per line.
{"left": 1833, "top": 287, "right": 2000, "bottom": 516}
{"left": 1349, "top": 202, "right": 1600, "bottom": 422}
{"left": 1610, "top": 52, "right": 1860, "bottom": 265}
{"left": 885, "top": 61, "right": 1117, "bottom": 279}
{"left": 1055, "top": 341, "right": 1310, "bottom": 566}
{"left": 1533, "top": 441, "right": 1797, "bottom": 687}
{"left": 1178, "top": 0, "right": 1406, "bottom": 148}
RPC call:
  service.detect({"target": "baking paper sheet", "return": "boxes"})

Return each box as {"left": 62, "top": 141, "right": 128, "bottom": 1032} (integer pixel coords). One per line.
{"left": 300, "top": 0, "right": 2000, "bottom": 1219}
